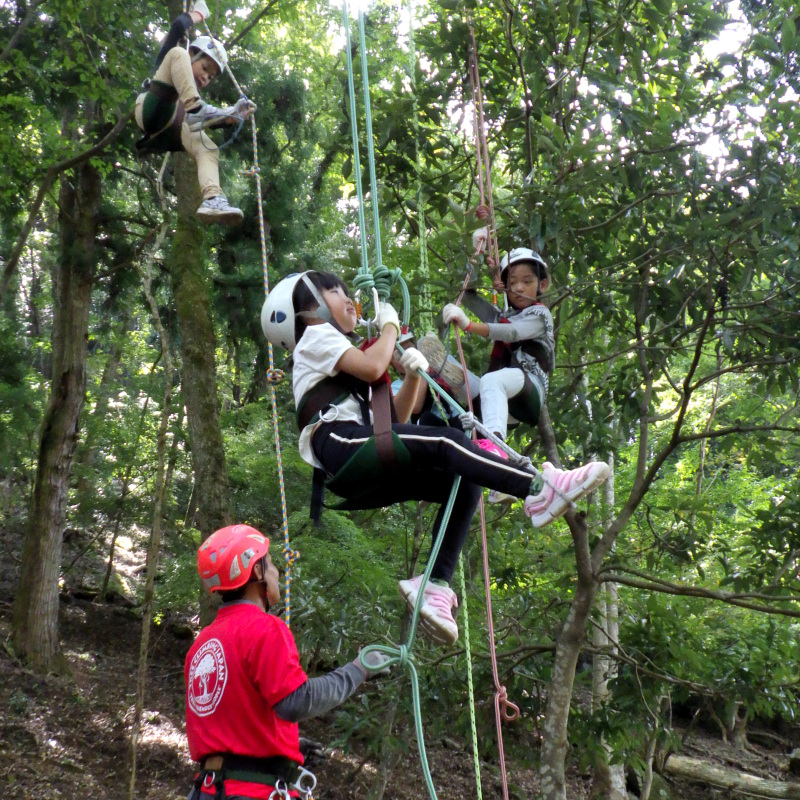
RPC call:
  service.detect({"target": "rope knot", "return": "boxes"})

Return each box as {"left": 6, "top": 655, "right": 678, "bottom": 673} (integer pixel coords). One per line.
{"left": 266, "top": 368, "right": 285, "bottom": 385}
{"left": 497, "top": 685, "right": 520, "bottom": 722}
{"left": 243, "top": 166, "right": 260, "bottom": 176}
{"left": 282, "top": 546, "right": 299, "bottom": 566}
{"left": 396, "top": 644, "right": 410, "bottom": 666}
{"left": 475, "top": 204, "right": 490, "bottom": 220}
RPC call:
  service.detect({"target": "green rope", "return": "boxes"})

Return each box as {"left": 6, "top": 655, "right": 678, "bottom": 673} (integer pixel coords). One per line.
{"left": 360, "top": 470, "right": 461, "bottom": 800}
{"left": 457, "top": 557, "right": 483, "bottom": 800}
{"left": 341, "top": 1, "right": 370, "bottom": 275}
{"left": 343, "top": 2, "right": 410, "bottom": 328}
{"left": 358, "top": 10, "right": 383, "bottom": 272}
{"left": 406, "top": 0, "right": 432, "bottom": 334}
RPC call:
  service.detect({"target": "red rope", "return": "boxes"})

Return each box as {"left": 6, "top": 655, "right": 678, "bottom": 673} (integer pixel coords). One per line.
{"left": 454, "top": 325, "right": 518, "bottom": 800}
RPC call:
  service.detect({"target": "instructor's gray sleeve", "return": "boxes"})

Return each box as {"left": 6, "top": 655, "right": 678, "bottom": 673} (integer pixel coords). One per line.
{"left": 273, "top": 662, "right": 366, "bottom": 722}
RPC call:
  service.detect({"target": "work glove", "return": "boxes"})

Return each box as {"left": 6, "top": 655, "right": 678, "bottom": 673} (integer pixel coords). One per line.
{"left": 355, "top": 649, "right": 393, "bottom": 679}
{"left": 375, "top": 301, "right": 401, "bottom": 336}
{"left": 458, "top": 411, "right": 476, "bottom": 431}
{"left": 442, "top": 303, "right": 470, "bottom": 331}
{"left": 399, "top": 347, "right": 429, "bottom": 375}
{"left": 472, "top": 225, "right": 489, "bottom": 253}
{"left": 235, "top": 97, "right": 257, "bottom": 119}
{"left": 299, "top": 737, "right": 327, "bottom": 769}
{"left": 190, "top": 0, "right": 210, "bottom": 20}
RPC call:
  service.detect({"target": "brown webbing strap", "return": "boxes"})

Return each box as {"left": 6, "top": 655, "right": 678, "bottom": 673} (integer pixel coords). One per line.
{"left": 370, "top": 380, "right": 398, "bottom": 471}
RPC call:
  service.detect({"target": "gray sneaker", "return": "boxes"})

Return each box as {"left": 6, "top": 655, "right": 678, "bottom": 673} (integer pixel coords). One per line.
{"left": 196, "top": 195, "right": 244, "bottom": 225}
{"left": 185, "top": 101, "right": 239, "bottom": 132}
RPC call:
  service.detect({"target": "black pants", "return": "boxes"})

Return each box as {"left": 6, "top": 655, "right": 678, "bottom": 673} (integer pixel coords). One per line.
{"left": 313, "top": 421, "right": 534, "bottom": 583}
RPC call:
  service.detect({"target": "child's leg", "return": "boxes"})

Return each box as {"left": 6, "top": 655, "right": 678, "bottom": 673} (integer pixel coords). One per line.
{"left": 479, "top": 367, "right": 526, "bottom": 440}
{"left": 180, "top": 126, "right": 223, "bottom": 200}
{"left": 314, "top": 421, "right": 534, "bottom": 503}
{"left": 153, "top": 48, "right": 201, "bottom": 110}
{"left": 313, "top": 421, "right": 483, "bottom": 583}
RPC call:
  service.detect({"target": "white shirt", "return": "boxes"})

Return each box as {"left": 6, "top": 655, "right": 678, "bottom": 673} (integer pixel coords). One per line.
{"left": 293, "top": 323, "right": 370, "bottom": 469}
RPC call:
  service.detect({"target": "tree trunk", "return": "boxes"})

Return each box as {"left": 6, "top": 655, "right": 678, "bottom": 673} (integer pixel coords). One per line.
{"left": 540, "top": 551, "right": 600, "bottom": 800}
{"left": 169, "top": 150, "right": 231, "bottom": 624}
{"left": 129, "top": 221, "right": 174, "bottom": 800}
{"left": 591, "top": 457, "right": 627, "bottom": 800}
{"left": 12, "top": 154, "right": 101, "bottom": 673}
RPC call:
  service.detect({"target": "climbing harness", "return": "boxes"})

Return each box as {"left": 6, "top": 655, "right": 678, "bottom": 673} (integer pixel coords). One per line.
{"left": 188, "top": 754, "right": 312, "bottom": 800}
{"left": 268, "top": 766, "right": 317, "bottom": 800}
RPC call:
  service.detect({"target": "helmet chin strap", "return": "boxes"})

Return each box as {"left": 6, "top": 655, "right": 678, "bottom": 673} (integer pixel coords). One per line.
{"left": 296, "top": 276, "right": 346, "bottom": 334}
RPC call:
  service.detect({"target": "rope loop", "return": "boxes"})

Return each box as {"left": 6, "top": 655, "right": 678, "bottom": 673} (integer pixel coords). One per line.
{"left": 266, "top": 368, "right": 285, "bottom": 385}
{"left": 497, "top": 685, "right": 520, "bottom": 722}
{"left": 282, "top": 545, "right": 299, "bottom": 566}
{"left": 353, "top": 265, "right": 375, "bottom": 294}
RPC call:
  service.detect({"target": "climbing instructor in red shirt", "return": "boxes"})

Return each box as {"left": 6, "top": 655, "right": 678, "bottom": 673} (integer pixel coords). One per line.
{"left": 185, "top": 524, "right": 388, "bottom": 799}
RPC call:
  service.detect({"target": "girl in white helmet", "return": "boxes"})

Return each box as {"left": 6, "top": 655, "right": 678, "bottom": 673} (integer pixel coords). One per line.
{"left": 134, "top": 2, "right": 255, "bottom": 225}
{"left": 262, "top": 271, "right": 610, "bottom": 648}
{"left": 443, "top": 243, "right": 554, "bottom": 445}
{"left": 443, "top": 239, "right": 608, "bottom": 511}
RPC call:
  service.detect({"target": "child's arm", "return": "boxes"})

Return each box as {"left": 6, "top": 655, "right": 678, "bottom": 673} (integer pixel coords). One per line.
{"left": 393, "top": 348, "right": 428, "bottom": 423}
{"left": 444, "top": 303, "right": 550, "bottom": 342}
{"left": 154, "top": 13, "right": 195, "bottom": 69}
{"left": 443, "top": 303, "right": 491, "bottom": 337}
{"left": 335, "top": 302, "right": 400, "bottom": 383}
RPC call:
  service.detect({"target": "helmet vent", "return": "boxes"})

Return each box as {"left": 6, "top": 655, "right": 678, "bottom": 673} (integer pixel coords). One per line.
{"left": 276, "top": 311, "right": 286, "bottom": 323}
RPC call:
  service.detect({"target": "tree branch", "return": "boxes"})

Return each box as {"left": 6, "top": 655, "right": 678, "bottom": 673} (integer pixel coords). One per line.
{"left": 601, "top": 570, "right": 800, "bottom": 618}
{"left": 0, "top": 0, "right": 47, "bottom": 62}
{"left": 1, "top": 110, "right": 133, "bottom": 297}
{"left": 227, "top": 0, "right": 281, "bottom": 47}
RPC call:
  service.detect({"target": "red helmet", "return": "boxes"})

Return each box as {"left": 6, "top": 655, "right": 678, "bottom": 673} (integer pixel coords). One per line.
{"left": 197, "top": 524, "right": 271, "bottom": 593}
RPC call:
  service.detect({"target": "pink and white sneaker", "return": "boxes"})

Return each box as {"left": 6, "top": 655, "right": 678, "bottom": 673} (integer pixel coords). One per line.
{"left": 398, "top": 575, "right": 459, "bottom": 646}
{"left": 475, "top": 438, "right": 508, "bottom": 460}
{"left": 524, "top": 461, "right": 611, "bottom": 528}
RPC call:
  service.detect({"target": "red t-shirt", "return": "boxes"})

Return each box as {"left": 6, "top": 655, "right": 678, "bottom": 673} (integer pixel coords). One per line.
{"left": 185, "top": 602, "right": 309, "bottom": 797}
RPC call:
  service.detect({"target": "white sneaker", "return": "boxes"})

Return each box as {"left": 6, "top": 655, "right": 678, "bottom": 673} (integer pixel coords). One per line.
{"left": 398, "top": 575, "right": 458, "bottom": 646}
{"left": 196, "top": 195, "right": 244, "bottom": 225}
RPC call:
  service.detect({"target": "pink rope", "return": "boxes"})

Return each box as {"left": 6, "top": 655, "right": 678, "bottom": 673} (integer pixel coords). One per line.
{"left": 453, "top": 327, "right": 518, "bottom": 800}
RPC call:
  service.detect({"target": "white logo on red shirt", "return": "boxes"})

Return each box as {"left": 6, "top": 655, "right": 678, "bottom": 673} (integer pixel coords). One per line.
{"left": 188, "top": 638, "right": 228, "bottom": 716}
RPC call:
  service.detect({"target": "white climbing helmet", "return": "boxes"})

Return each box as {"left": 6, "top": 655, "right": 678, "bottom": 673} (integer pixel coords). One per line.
{"left": 190, "top": 35, "right": 228, "bottom": 74}
{"left": 499, "top": 247, "right": 549, "bottom": 284}
{"left": 261, "top": 272, "right": 333, "bottom": 352}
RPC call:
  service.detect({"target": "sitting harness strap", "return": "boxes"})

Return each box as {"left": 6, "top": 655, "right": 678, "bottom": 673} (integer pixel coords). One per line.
{"left": 296, "top": 373, "right": 369, "bottom": 432}
{"left": 370, "top": 379, "right": 399, "bottom": 472}
{"left": 135, "top": 80, "right": 186, "bottom": 154}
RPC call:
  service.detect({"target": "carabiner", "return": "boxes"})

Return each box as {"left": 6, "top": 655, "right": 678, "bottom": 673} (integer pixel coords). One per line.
{"left": 293, "top": 765, "right": 318, "bottom": 800}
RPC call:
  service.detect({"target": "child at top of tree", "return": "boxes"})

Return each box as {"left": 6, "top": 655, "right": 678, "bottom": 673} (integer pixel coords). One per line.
{"left": 134, "top": 1, "right": 256, "bottom": 225}
{"left": 185, "top": 524, "right": 388, "bottom": 800}
{"left": 261, "top": 271, "right": 610, "bottom": 647}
